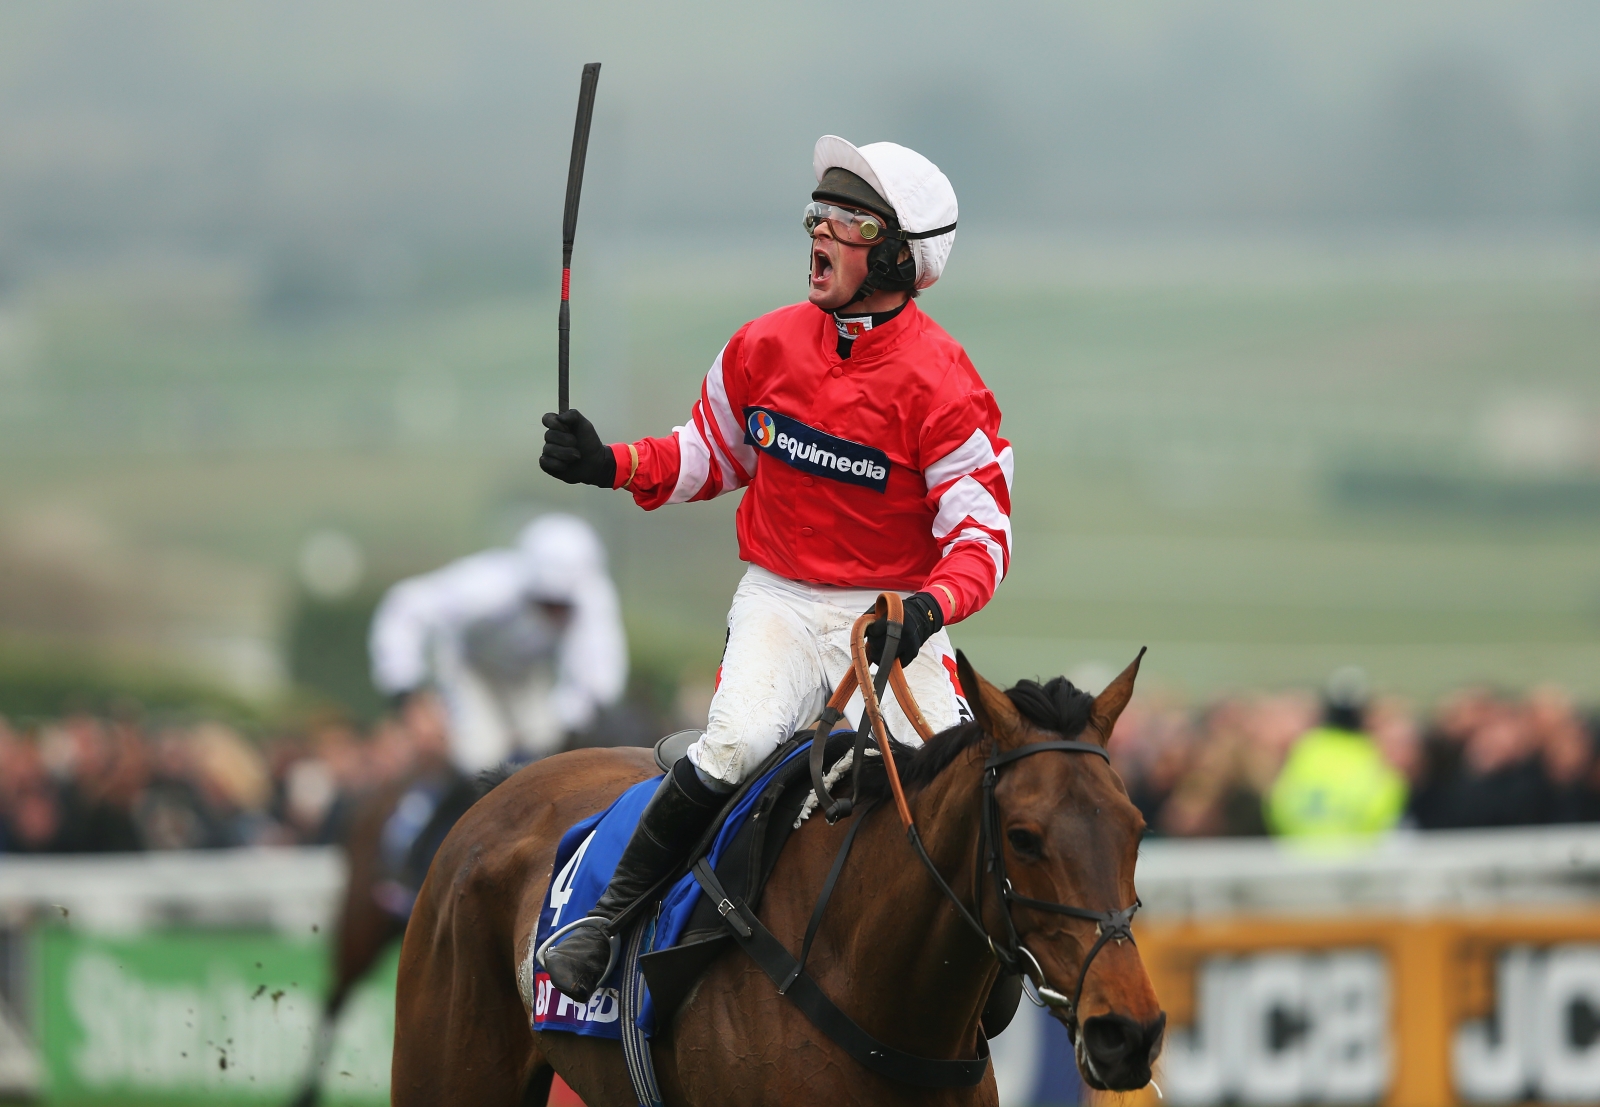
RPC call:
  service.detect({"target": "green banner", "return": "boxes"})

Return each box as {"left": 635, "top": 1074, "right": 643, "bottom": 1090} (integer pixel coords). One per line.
{"left": 35, "top": 927, "right": 394, "bottom": 1106}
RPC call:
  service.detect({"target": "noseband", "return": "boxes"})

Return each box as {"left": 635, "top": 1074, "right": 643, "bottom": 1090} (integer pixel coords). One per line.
{"left": 834, "top": 595, "right": 1141, "bottom": 1035}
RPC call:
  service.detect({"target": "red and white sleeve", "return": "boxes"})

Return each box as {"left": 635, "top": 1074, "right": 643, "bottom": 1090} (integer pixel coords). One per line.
{"left": 611, "top": 340, "right": 757, "bottom": 510}
{"left": 917, "top": 390, "right": 1013, "bottom": 623}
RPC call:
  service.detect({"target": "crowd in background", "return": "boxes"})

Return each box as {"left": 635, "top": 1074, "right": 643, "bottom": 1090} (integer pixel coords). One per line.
{"left": 2, "top": 682, "right": 1599, "bottom": 853}
{"left": 0, "top": 711, "right": 426, "bottom": 853}
{"left": 1112, "top": 683, "right": 1600, "bottom": 836}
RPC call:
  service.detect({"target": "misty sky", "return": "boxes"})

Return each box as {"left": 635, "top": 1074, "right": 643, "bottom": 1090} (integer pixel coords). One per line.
{"left": 2, "top": 1, "right": 1598, "bottom": 287}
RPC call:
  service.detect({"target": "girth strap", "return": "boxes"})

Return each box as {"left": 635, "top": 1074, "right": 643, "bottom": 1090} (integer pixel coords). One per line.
{"left": 691, "top": 856, "right": 990, "bottom": 1089}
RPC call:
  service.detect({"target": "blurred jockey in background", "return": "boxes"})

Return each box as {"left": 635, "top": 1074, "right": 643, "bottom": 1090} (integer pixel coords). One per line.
{"left": 364, "top": 513, "right": 627, "bottom": 915}
{"left": 1265, "top": 666, "right": 1408, "bottom": 841}
{"left": 371, "top": 513, "right": 627, "bottom": 773}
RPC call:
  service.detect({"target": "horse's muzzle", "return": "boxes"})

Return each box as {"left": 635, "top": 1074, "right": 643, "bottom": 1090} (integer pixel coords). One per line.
{"left": 1078, "top": 1011, "right": 1166, "bottom": 1092}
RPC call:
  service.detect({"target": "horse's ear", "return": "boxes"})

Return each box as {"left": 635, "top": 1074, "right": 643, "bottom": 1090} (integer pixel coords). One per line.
{"left": 956, "top": 649, "right": 1021, "bottom": 739}
{"left": 1089, "top": 647, "right": 1146, "bottom": 746}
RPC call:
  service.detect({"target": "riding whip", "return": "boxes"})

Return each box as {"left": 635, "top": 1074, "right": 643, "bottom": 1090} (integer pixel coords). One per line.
{"left": 558, "top": 62, "right": 601, "bottom": 413}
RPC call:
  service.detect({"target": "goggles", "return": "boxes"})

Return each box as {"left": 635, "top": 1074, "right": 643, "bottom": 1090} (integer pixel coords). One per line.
{"left": 803, "top": 201, "right": 891, "bottom": 246}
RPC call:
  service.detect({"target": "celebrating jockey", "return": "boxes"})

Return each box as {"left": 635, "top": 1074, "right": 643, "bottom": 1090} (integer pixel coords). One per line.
{"left": 366, "top": 513, "right": 627, "bottom": 916}
{"left": 538, "top": 136, "right": 1012, "bottom": 1001}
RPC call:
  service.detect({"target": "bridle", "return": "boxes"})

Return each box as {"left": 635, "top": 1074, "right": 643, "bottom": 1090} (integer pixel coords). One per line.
{"left": 979, "top": 740, "right": 1141, "bottom": 1026}
{"left": 811, "top": 593, "right": 1142, "bottom": 1035}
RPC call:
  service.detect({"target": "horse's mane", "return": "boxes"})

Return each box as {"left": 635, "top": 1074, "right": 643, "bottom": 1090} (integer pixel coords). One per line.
{"left": 853, "top": 676, "right": 1097, "bottom": 799}
{"left": 476, "top": 763, "right": 518, "bottom": 796}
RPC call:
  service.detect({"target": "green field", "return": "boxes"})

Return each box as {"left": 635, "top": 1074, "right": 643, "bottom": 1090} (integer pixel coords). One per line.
{"left": 3, "top": 238, "right": 1598, "bottom": 708}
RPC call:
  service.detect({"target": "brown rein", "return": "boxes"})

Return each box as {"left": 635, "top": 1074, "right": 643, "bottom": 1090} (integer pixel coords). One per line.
{"left": 682, "top": 592, "right": 1139, "bottom": 1086}
{"left": 826, "top": 592, "right": 933, "bottom": 828}
{"left": 816, "top": 592, "right": 1142, "bottom": 1029}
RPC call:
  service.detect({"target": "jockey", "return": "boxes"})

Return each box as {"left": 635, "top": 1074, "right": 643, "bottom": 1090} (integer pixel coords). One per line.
{"left": 366, "top": 513, "right": 627, "bottom": 916}
{"left": 538, "top": 136, "right": 1011, "bottom": 1001}
{"left": 370, "top": 513, "right": 628, "bottom": 774}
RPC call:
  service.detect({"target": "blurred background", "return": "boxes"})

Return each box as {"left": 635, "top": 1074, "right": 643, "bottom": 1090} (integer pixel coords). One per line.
{"left": 2, "top": 2, "right": 1600, "bottom": 1105}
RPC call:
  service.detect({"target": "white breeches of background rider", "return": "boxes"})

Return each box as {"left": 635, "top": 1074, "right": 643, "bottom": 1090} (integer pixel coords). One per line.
{"left": 434, "top": 652, "right": 564, "bottom": 776}
{"left": 687, "top": 565, "right": 967, "bottom": 788}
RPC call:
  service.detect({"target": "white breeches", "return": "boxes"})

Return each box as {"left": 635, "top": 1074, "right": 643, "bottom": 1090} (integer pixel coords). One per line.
{"left": 687, "top": 565, "right": 969, "bottom": 787}
{"left": 434, "top": 655, "right": 565, "bottom": 776}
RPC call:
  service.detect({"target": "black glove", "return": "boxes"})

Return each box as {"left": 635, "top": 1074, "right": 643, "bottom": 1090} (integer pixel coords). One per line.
{"left": 864, "top": 592, "right": 944, "bottom": 667}
{"left": 539, "top": 409, "right": 616, "bottom": 488}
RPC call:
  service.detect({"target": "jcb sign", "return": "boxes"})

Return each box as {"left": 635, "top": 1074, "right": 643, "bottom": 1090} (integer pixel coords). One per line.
{"left": 1133, "top": 917, "right": 1600, "bottom": 1107}
{"left": 1454, "top": 945, "right": 1600, "bottom": 1103}
{"left": 1161, "top": 951, "right": 1388, "bottom": 1104}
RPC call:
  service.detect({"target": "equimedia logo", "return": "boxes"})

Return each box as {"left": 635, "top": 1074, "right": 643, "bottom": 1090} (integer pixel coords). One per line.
{"left": 742, "top": 407, "right": 890, "bottom": 492}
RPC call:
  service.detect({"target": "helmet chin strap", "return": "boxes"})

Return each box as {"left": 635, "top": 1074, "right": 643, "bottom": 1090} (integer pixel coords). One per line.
{"left": 845, "top": 237, "right": 917, "bottom": 306}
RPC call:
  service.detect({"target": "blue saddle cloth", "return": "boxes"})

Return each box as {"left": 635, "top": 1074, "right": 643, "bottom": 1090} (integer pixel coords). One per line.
{"left": 531, "top": 743, "right": 810, "bottom": 1041}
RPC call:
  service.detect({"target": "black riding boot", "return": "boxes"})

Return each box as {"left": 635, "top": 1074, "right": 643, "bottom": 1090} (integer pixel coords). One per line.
{"left": 542, "top": 756, "right": 725, "bottom": 1003}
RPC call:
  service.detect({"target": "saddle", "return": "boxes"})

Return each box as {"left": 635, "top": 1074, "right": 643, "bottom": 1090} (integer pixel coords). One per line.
{"left": 639, "top": 729, "right": 850, "bottom": 1019}
{"left": 639, "top": 728, "right": 1023, "bottom": 1038}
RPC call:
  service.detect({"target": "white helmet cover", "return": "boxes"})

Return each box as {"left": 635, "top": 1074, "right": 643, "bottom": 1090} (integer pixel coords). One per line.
{"left": 517, "top": 513, "right": 607, "bottom": 602}
{"left": 812, "top": 135, "right": 958, "bottom": 291}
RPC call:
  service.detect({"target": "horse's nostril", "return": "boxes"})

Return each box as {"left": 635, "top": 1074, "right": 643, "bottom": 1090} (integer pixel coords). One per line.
{"left": 1082, "top": 1015, "right": 1141, "bottom": 1062}
{"left": 1083, "top": 1011, "right": 1168, "bottom": 1069}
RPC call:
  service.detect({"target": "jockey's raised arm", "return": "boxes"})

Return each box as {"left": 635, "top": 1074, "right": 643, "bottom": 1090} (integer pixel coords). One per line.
{"left": 537, "top": 135, "right": 1011, "bottom": 1004}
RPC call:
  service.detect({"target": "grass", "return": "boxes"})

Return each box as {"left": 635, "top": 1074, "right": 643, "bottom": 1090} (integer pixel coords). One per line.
{"left": 2, "top": 239, "right": 1598, "bottom": 710}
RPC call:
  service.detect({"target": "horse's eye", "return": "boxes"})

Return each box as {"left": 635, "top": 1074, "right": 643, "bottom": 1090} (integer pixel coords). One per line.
{"left": 1006, "top": 828, "right": 1044, "bottom": 860}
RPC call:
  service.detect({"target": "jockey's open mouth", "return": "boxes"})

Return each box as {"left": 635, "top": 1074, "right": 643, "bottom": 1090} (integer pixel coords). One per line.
{"left": 810, "top": 241, "right": 835, "bottom": 289}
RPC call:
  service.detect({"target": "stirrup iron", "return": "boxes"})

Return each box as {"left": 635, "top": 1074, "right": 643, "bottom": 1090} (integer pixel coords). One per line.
{"left": 534, "top": 916, "right": 623, "bottom": 988}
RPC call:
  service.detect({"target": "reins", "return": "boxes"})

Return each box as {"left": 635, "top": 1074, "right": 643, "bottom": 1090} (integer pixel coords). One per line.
{"left": 805, "top": 592, "right": 932, "bottom": 825}
{"left": 814, "top": 593, "right": 1141, "bottom": 1033}
{"left": 687, "top": 593, "right": 1141, "bottom": 1088}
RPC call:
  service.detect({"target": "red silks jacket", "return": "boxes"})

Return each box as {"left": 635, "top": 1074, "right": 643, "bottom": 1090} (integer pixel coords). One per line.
{"left": 609, "top": 301, "right": 1012, "bottom": 624}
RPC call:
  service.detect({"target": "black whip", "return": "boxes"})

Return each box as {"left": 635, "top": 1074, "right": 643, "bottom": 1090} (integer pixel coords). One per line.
{"left": 558, "top": 62, "right": 601, "bottom": 413}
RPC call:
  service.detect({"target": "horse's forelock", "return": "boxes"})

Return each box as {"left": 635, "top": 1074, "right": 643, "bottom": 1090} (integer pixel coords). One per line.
{"left": 1004, "top": 677, "right": 1096, "bottom": 740}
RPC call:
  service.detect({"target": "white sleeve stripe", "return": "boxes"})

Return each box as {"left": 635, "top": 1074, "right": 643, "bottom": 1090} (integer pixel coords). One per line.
{"left": 997, "top": 445, "right": 1014, "bottom": 490}
{"left": 702, "top": 347, "right": 757, "bottom": 479}
{"left": 927, "top": 458, "right": 1008, "bottom": 503}
{"left": 923, "top": 428, "right": 996, "bottom": 492}
{"left": 932, "top": 475, "right": 1013, "bottom": 545}
{"left": 668, "top": 421, "right": 714, "bottom": 504}
{"left": 942, "top": 526, "right": 1008, "bottom": 590}
{"left": 695, "top": 405, "right": 742, "bottom": 491}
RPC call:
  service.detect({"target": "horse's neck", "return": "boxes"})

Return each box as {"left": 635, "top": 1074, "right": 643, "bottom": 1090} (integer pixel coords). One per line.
{"left": 839, "top": 747, "right": 994, "bottom": 1053}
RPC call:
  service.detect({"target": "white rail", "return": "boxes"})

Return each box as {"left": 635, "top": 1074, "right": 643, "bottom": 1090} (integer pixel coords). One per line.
{"left": 1135, "top": 824, "right": 1600, "bottom": 917}
{"left": 3, "top": 826, "right": 1600, "bottom": 933}
{"left": 0, "top": 847, "right": 346, "bottom": 934}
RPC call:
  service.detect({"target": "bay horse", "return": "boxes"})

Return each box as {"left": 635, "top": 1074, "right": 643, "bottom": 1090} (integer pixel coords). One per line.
{"left": 392, "top": 648, "right": 1164, "bottom": 1106}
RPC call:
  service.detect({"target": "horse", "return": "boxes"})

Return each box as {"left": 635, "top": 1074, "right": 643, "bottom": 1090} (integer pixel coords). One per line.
{"left": 392, "top": 647, "right": 1164, "bottom": 1106}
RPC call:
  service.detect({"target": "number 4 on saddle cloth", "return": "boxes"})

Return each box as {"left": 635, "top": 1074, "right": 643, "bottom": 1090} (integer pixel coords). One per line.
{"left": 527, "top": 732, "right": 854, "bottom": 1042}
